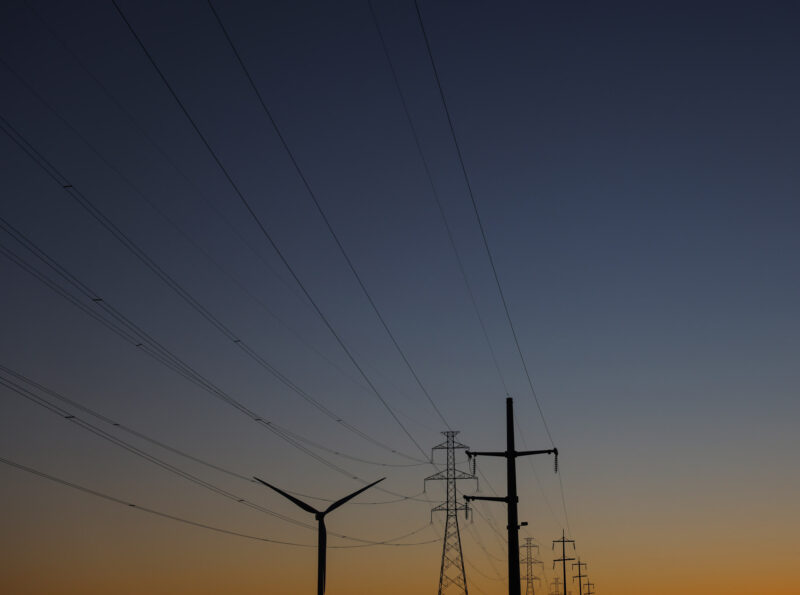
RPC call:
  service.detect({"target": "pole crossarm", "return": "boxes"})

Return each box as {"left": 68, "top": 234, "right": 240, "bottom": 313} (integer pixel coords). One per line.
{"left": 553, "top": 557, "right": 576, "bottom": 568}
{"left": 427, "top": 469, "right": 479, "bottom": 481}
{"left": 464, "top": 495, "right": 507, "bottom": 503}
{"left": 517, "top": 448, "right": 558, "bottom": 457}
{"left": 466, "top": 448, "right": 557, "bottom": 458}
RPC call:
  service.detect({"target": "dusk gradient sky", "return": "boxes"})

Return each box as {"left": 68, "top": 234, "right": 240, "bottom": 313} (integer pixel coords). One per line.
{"left": 1, "top": 1, "right": 799, "bottom": 594}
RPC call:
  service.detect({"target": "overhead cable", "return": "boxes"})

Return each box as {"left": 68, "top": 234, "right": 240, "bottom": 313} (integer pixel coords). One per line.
{"left": 207, "top": 0, "right": 451, "bottom": 430}
{"left": 111, "top": 0, "right": 431, "bottom": 460}
{"left": 413, "top": 0, "right": 555, "bottom": 446}
{"left": 0, "top": 456, "right": 439, "bottom": 549}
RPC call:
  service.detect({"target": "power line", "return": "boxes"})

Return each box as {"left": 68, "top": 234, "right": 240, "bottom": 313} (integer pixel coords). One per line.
{"left": 0, "top": 105, "right": 413, "bottom": 466}
{"left": 206, "top": 0, "right": 451, "bottom": 429}
{"left": 367, "top": 0, "right": 509, "bottom": 398}
{"left": 0, "top": 370, "right": 438, "bottom": 545}
{"left": 0, "top": 215, "right": 436, "bottom": 503}
{"left": 515, "top": 418, "right": 567, "bottom": 533}
{"left": 412, "top": 0, "right": 554, "bottom": 447}
{"left": 0, "top": 115, "right": 422, "bottom": 467}
{"left": 5, "top": 9, "right": 431, "bottom": 432}
{"left": 464, "top": 521, "right": 506, "bottom": 581}
{"left": 0, "top": 373, "right": 312, "bottom": 530}
{"left": 413, "top": 0, "right": 576, "bottom": 545}
{"left": 0, "top": 456, "right": 438, "bottom": 549}
{"left": 110, "top": 0, "right": 431, "bottom": 460}
{"left": 0, "top": 362, "right": 425, "bottom": 507}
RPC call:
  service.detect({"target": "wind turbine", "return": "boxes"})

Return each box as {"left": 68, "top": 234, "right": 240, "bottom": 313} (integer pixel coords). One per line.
{"left": 254, "top": 476, "right": 384, "bottom": 595}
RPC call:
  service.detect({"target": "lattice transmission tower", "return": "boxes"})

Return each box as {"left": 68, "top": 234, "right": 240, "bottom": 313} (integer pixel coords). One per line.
{"left": 426, "top": 431, "right": 476, "bottom": 595}
{"left": 521, "top": 537, "right": 543, "bottom": 595}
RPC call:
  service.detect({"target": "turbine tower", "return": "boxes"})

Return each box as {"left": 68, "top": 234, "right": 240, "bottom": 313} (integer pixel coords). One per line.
{"left": 254, "top": 476, "right": 384, "bottom": 595}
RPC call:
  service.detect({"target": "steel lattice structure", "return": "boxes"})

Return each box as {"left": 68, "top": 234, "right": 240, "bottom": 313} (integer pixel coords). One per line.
{"left": 521, "top": 537, "right": 543, "bottom": 595}
{"left": 426, "top": 431, "right": 476, "bottom": 595}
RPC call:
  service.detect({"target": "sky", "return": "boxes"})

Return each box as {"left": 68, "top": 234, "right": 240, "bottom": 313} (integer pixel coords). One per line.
{"left": 1, "top": 1, "right": 799, "bottom": 594}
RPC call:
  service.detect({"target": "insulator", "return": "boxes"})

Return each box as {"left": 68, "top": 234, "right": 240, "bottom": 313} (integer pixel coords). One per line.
{"left": 554, "top": 452, "right": 558, "bottom": 474}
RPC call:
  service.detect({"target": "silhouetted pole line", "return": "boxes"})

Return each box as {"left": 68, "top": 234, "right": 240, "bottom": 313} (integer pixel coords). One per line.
{"left": 553, "top": 530, "right": 575, "bottom": 595}
{"left": 254, "top": 477, "right": 384, "bottom": 595}
{"left": 464, "top": 398, "right": 558, "bottom": 595}
{"left": 572, "top": 559, "right": 587, "bottom": 595}
{"left": 426, "top": 431, "right": 476, "bottom": 594}
{"left": 110, "top": 0, "right": 432, "bottom": 462}
{"left": 584, "top": 582, "right": 595, "bottom": 595}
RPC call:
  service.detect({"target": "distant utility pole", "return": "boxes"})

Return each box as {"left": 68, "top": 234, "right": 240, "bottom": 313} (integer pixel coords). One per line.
{"left": 584, "top": 581, "right": 595, "bottom": 595}
{"left": 464, "top": 397, "right": 558, "bottom": 595}
{"left": 572, "top": 559, "right": 587, "bottom": 595}
{"left": 426, "top": 431, "right": 476, "bottom": 595}
{"left": 550, "top": 576, "right": 563, "bottom": 595}
{"left": 521, "top": 537, "right": 543, "bottom": 595}
{"left": 553, "top": 530, "right": 575, "bottom": 595}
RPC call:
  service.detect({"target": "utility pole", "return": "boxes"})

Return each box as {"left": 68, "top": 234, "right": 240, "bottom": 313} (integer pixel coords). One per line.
{"left": 464, "top": 397, "right": 558, "bottom": 595}
{"left": 550, "top": 576, "right": 562, "bottom": 595}
{"left": 426, "top": 431, "right": 476, "bottom": 595}
{"left": 572, "top": 559, "right": 587, "bottom": 595}
{"left": 584, "top": 581, "right": 595, "bottom": 595}
{"left": 552, "top": 530, "right": 575, "bottom": 595}
{"left": 521, "top": 537, "right": 543, "bottom": 595}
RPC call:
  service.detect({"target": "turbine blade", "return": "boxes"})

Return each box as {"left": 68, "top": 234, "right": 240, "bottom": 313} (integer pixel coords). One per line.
{"left": 253, "top": 476, "right": 319, "bottom": 515}
{"left": 324, "top": 477, "right": 385, "bottom": 515}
